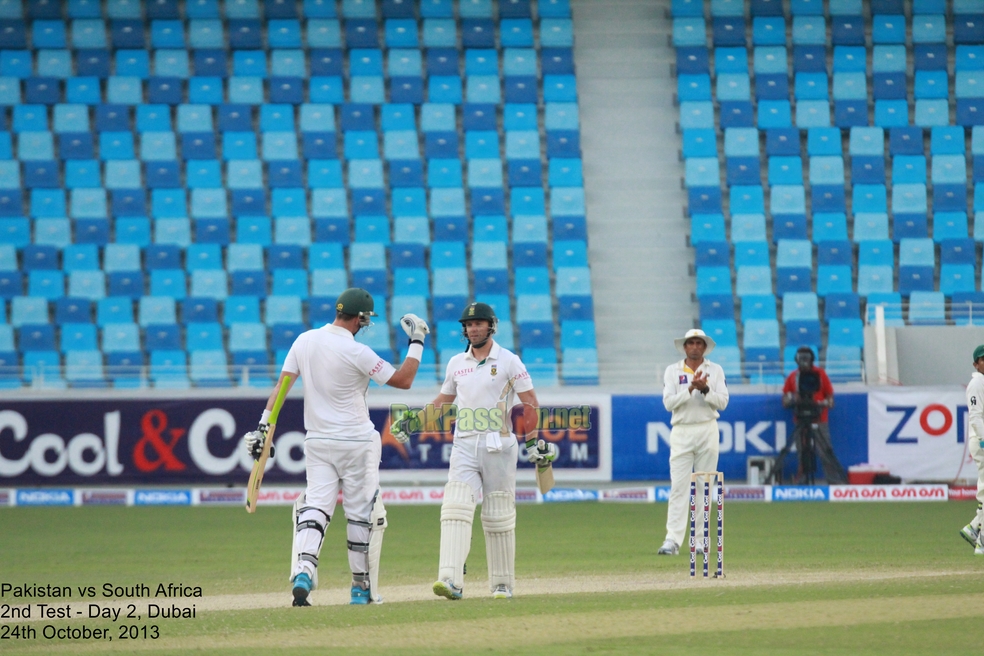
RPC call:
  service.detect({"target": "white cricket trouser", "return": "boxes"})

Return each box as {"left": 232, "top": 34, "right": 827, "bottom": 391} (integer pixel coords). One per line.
{"left": 970, "top": 438, "right": 984, "bottom": 529}
{"left": 665, "top": 420, "right": 720, "bottom": 548}
{"left": 293, "top": 435, "right": 381, "bottom": 578}
{"left": 448, "top": 434, "right": 518, "bottom": 499}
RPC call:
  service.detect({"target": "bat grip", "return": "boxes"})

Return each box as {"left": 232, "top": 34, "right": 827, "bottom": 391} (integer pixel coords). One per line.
{"left": 268, "top": 378, "right": 291, "bottom": 425}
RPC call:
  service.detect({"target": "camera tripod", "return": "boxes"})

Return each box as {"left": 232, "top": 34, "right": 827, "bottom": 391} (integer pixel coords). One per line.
{"left": 767, "top": 418, "right": 820, "bottom": 485}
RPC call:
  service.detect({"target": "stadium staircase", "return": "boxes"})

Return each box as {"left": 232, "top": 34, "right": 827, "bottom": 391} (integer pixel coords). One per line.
{"left": 574, "top": 0, "right": 698, "bottom": 388}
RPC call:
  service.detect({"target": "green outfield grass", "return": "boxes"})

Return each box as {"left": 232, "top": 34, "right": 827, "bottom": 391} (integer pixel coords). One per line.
{"left": 2, "top": 502, "right": 983, "bottom": 655}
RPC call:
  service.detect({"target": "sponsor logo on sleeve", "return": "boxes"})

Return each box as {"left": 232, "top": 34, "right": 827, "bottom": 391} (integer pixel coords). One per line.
{"left": 133, "top": 490, "right": 192, "bottom": 506}
{"left": 16, "top": 489, "right": 74, "bottom": 506}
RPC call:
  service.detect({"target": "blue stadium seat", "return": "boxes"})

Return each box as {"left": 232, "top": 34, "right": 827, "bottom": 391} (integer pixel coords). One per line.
{"left": 825, "top": 293, "right": 861, "bottom": 320}
{"left": 700, "top": 294, "right": 735, "bottom": 320}
{"left": 734, "top": 242, "right": 769, "bottom": 267}
{"left": 741, "top": 295, "right": 776, "bottom": 321}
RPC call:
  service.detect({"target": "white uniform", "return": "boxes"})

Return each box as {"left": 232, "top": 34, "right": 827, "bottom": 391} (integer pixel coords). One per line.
{"left": 437, "top": 340, "right": 533, "bottom": 594}
{"left": 965, "top": 372, "right": 984, "bottom": 532}
{"left": 283, "top": 324, "right": 395, "bottom": 584}
{"left": 442, "top": 341, "right": 533, "bottom": 496}
{"left": 662, "top": 358, "right": 729, "bottom": 548}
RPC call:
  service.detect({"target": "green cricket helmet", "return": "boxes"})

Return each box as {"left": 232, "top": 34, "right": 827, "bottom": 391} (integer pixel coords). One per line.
{"left": 335, "top": 288, "right": 376, "bottom": 327}
{"left": 459, "top": 302, "right": 497, "bottom": 348}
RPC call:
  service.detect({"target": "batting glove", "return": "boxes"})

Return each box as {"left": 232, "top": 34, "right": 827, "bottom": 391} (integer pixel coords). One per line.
{"left": 244, "top": 429, "right": 274, "bottom": 460}
{"left": 390, "top": 410, "right": 422, "bottom": 444}
{"left": 400, "top": 313, "right": 430, "bottom": 344}
{"left": 525, "top": 439, "right": 558, "bottom": 464}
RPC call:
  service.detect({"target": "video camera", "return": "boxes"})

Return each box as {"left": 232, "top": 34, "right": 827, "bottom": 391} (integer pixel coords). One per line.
{"left": 793, "top": 368, "right": 822, "bottom": 423}
{"left": 789, "top": 348, "right": 821, "bottom": 422}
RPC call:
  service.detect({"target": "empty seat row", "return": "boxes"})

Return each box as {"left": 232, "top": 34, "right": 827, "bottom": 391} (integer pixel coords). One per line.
{"left": 0, "top": 100, "right": 579, "bottom": 132}
{"left": 0, "top": 263, "right": 592, "bottom": 298}
{"left": 1, "top": 214, "right": 590, "bottom": 249}
{"left": 674, "top": 13, "right": 984, "bottom": 48}
{"left": 679, "top": 44, "right": 972, "bottom": 76}
{"left": 672, "top": 0, "right": 960, "bottom": 17}
{"left": 686, "top": 126, "right": 976, "bottom": 161}
{"left": 0, "top": 73, "right": 579, "bottom": 106}
{"left": 1, "top": 239, "right": 588, "bottom": 271}
{"left": 0, "top": 48, "right": 575, "bottom": 79}
{"left": 1, "top": 290, "right": 594, "bottom": 330}
{"left": 683, "top": 70, "right": 984, "bottom": 105}
{"left": 0, "top": 16, "right": 575, "bottom": 50}
{"left": 0, "top": 0, "right": 573, "bottom": 20}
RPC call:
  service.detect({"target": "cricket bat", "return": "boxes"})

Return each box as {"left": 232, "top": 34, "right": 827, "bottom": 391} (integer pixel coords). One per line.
{"left": 246, "top": 381, "right": 290, "bottom": 513}
{"left": 534, "top": 447, "right": 556, "bottom": 495}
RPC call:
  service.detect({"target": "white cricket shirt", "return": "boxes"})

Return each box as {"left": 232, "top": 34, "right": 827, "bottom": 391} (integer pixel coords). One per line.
{"left": 967, "top": 371, "right": 984, "bottom": 443}
{"left": 440, "top": 341, "right": 534, "bottom": 439}
{"left": 282, "top": 324, "right": 396, "bottom": 439}
{"left": 662, "top": 359, "right": 729, "bottom": 425}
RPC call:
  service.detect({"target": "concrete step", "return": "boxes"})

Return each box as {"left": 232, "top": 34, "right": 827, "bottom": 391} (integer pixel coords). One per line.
{"left": 573, "top": 0, "right": 697, "bottom": 387}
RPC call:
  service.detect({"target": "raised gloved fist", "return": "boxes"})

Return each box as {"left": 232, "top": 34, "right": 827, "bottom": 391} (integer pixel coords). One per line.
{"left": 525, "top": 438, "right": 558, "bottom": 465}
{"left": 389, "top": 410, "right": 422, "bottom": 444}
{"left": 244, "top": 428, "right": 274, "bottom": 460}
{"left": 400, "top": 313, "right": 430, "bottom": 344}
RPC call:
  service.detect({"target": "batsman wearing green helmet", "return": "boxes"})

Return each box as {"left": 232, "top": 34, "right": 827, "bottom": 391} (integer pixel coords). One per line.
{"left": 391, "top": 301, "right": 556, "bottom": 600}
{"left": 244, "top": 288, "right": 430, "bottom": 606}
{"left": 960, "top": 344, "right": 984, "bottom": 555}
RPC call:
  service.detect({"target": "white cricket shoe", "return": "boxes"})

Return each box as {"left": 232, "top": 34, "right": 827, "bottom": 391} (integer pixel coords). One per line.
{"left": 960, "top": 524, "right": 979, "bottom": 548}
{"left": 492, "top": 584, "right": 512, "bottom": 599}
{"left": 976, "top": 544, "right": 984, "bottom": 556}
{"left": 433, "top": 579, "right": 463, "bottom": 600}
{"left": 657, "top": 539, "right": 679, "bottom": 555}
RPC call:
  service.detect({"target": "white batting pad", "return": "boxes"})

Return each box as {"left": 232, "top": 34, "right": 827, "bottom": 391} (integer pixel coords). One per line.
{"left": 367, "top": 496, "right": 387, "bottom": 603}
{"left": 481, "top": 491, "right": 516, "bottom": 592}
{"left": 438, "top": 481, "right": 476, "bottom": 589}
{"left": 291, "top": 494, "right": 326, "bottom": 589}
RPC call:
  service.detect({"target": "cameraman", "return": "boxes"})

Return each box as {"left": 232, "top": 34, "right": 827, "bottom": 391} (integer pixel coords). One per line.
{"left": 780, "top": 346, "right": 847, "bottom": 484}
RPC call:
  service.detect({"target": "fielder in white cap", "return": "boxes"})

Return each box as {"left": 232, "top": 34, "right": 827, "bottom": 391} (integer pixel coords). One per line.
{"left": 960, "top": 343, "right": 984, "bottom": 555}
{"left": 657, "top": 329, "right": 730, "bottom": 556}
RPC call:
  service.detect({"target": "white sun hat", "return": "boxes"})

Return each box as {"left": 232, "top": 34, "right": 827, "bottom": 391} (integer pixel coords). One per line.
{"left": 674, "top": 328, "right": 716, "bottom": 355}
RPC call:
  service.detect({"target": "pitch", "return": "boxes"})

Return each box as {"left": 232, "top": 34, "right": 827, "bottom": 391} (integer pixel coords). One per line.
{"left": 1, "top": 501, "right": 983, "bottom": 655}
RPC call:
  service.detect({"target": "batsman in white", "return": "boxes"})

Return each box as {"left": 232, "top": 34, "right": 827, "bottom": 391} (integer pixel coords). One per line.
{"left": 960, "top": 344, "right": 984, "bottom": 555}
{"left": 243, "top": 288, "right": 430, "bottom": 606}
{"left": 391, "top": 302, "right": 555, "bottom": 600}
{"left": 657, "top": 329, "right": 729, "bottom": 556}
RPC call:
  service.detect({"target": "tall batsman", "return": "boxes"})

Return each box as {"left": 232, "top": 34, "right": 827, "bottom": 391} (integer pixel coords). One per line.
{"left": 243, "top": 288, "right": 429, "bottom": 606}
{"left": 657, "top": 329, "right": 729, "bottom": 556}
{"left": 392, "top": 302, "right": 554, "bottom": 599}
{"left": 960, "top": 344, "right": 984, "bottom": 555}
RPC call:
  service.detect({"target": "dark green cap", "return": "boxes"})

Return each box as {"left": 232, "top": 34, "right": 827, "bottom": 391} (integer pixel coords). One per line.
{"left": 975, "top": 344, "right": 984, "bottom": 362}
{"left": 459, "top": 301, "right": 497, "bottom": 324}
{"left": 335, "top": 288, "right": 376, "bottom": 317}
